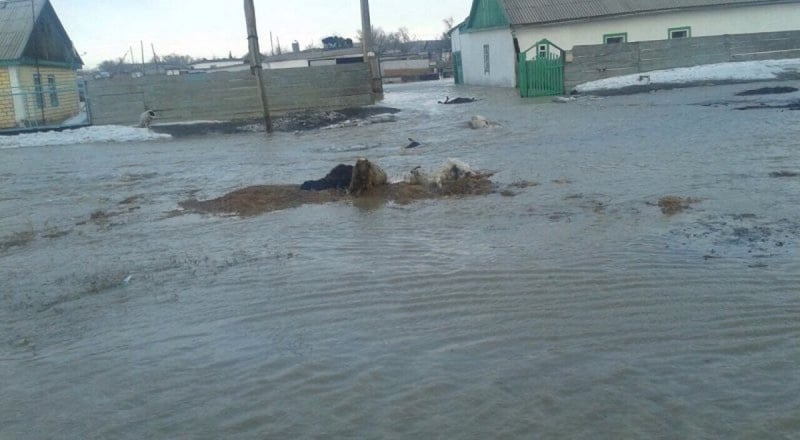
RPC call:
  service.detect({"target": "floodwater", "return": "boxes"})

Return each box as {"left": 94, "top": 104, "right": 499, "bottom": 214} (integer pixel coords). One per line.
{"left": 2, "top": 80, "right": 800, "bottom": 439}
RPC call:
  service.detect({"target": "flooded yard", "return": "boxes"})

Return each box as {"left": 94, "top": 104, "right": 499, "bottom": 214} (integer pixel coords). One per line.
{"left": 1, "top": 79, "right": 799, "bottom": 438}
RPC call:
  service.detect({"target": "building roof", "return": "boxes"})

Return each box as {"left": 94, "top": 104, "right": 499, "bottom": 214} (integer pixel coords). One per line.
{"left": 0, "top": 0, "right": 45, "bottom": 60}
{"left": 500, "top": 0, "right": 800, "bottom": 25}
{"left": 262, "top": 46, "right": 363, "bottom": 63}
{"left": 0, "top": 0, "right": 82, "bottom": 66}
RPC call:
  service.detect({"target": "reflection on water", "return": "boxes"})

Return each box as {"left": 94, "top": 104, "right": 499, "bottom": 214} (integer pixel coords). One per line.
{"left": 1, "top": 79, "right": 800, "bottom": 439}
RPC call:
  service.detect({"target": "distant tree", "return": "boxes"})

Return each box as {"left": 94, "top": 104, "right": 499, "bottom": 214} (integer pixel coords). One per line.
{"left": 441, "top": 17, "right": 456, "bottom": 44}
{"left": 96, "top": 57, "right": 138, "bottom": 75}
{"left": 160, "top": 54, "right": 193, "bottom": 66}
{"left": 396, "top": 27, "right": 412, "bottom": 44}
{"left": 357, "top": 26, "right": 389, "bottom": 55}
{"left": 322, "top": 36, "right": 354, "bottom": 50}
{"left": 97, "top": 59, "right": 120, "bottom": 73}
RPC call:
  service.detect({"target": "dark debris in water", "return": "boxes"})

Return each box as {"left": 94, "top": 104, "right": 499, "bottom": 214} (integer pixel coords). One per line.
{"left": 38, "top": 271, "right": 132, "bottom": 313}
{"left": 0, "top": 229, "right": 36, "bottom": 252}
{"left": 735, "top": 86, "right": 798, "bottom": 96}
{"left": 509, "top": 180, "right": 540, "bottom": 189}
{"left": 735, "top": 100, "right": 800, "bottom": 111}
{"left": 41, "top": 228, "right": 71, "bottom": 239}
{"left": 769, "top": 171, "right": 799, "bottom": 178}
{"left": 119, "top": 195, "right": 141, "bottom": 205}
{"left": 667, "top": 214, "right": 798, "bottom": 262}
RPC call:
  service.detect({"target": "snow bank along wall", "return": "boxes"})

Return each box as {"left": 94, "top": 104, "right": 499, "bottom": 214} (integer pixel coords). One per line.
{"left": 565, "top": 30, "right": 800, "bottom": 91}
{"left": 85, "top": 64, "right": 373, "bottom": 126}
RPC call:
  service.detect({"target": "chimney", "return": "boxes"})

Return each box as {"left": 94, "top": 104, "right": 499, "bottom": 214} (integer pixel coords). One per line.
{"left": 292, "top": 40, "right": 300, "bottom": 53}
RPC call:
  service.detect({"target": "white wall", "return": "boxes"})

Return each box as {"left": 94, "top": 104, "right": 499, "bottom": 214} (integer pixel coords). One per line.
{"left": 8, "top": 67, "right": 27, "bottom": 124}
{"left": 267, "top": 60, "right": 310, "bottom": 69}
{"left": 381, "top": 59, "right": 430, "bottom": 74}
{"left": 459, "top": 28, "right": 516, "bottom": 87}
{"left": 451, "top": 27, "right": 462, "bottom": 53}
{"left": 516, "top": 3, "right": 800, "bottom": 58}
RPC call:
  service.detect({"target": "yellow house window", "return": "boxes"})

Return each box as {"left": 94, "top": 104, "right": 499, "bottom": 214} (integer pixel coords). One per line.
{"left": 47, "top": 75, "right": 59, "bottom": 107}
{"left": 33, "top": 74, "right": 44, "bottom": 109}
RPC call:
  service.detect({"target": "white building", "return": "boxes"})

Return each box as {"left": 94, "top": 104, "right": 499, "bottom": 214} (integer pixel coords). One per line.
{"left": 452, "top": 0, "right": 800, "bottom": 87}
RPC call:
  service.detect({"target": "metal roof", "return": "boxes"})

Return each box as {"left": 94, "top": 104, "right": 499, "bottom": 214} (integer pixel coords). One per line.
{"left": 0, "top": 0, "right": 47, "bottom": 60}
{"left": 500, "top": 0, "right": 800, "bottom": 25}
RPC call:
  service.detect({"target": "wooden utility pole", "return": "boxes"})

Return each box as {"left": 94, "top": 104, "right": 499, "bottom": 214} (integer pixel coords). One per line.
{"left": 244, "top": 0, "right": 273, "bottom": 133}
{"left": 360, "top": 0, "right": 383, "bottom": 100}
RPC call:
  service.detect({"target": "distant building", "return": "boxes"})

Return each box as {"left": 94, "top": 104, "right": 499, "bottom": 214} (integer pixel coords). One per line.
{"left": 452, "top": 0, "right": 800, "bottom": 87}
{"left": 380, "top": 40, "right": 451, "bottom": 83}
{"left": 188, "top": 59, "right": 249, "bottom": 73}
{"left": 0, "top": 0, "right": 83, "bottom": 129}
{"left": 261, "top": 47, "right": 364, "bottom": 69}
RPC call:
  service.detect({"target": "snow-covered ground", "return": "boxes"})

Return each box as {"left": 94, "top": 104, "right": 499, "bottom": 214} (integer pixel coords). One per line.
{"left": 575, "top": 58, "right": 800, "bottom": 93}
{"left": 0, "top": 126, "right": 171, "bottom": 149}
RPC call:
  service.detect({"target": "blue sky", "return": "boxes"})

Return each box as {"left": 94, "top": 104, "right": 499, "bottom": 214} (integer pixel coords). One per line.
{"left": 50, "top": 0, "right": 471, "bottom": 68}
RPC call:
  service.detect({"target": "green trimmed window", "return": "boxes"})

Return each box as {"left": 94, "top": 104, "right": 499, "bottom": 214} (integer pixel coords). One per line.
{"left": 604, "top": 33, "right": 627, "bottom": 44}
{"left": 33, "top": 74, "right": 44, "bottom": 109}
{"left": 47, "top": 75, "right": 59, "bottom": 107}
{"left": 669, "top": 27, "right": 691, "bottom": 39}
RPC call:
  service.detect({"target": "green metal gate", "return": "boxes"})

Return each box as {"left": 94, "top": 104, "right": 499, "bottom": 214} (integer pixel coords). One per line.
{"left": 518, "top": 39, "right": 564, "bottom": 97}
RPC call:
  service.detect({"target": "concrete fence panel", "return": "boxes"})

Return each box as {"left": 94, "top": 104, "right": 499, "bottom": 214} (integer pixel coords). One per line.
{"left": 86, "top": 63, "right": 373, "bottom": 126}
{"left": 564, "top": 30, "right": 800, "bottom": 91}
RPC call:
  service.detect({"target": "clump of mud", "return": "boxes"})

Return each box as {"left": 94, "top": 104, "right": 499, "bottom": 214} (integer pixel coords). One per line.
{"left": 179, "top": 159, "right": 501, "bottom": 216}
{"left": 657, "top": 196, "right": 702, "bottom": 215}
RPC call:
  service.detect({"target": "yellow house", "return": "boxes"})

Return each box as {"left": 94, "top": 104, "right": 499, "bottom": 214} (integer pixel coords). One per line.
{"left": 0, "top": 0, "right": 83, "bottom": 130}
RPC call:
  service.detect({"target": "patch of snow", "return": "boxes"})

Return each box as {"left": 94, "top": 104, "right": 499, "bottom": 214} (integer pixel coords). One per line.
{"left": 154, "top": 120, "right": 226, "bottom": 126}
{"left": 0, "top": 125, "right": 172, "bottom": 149}
{"left": 575, "top": 58, "right": 800, "bottom": 93}
{"left": 61, "top": 107, "right": 89, "bottom": 126}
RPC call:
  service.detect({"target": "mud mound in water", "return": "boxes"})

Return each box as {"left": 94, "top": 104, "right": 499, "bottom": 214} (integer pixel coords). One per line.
{"left": 657, "top": 196, "right": 702, "bottom": 215}
{"left": 180, "top": 185, "right": 350, "bottom": 216}
{"left": 178, "top": 160, "right": 500, "bottom": 216}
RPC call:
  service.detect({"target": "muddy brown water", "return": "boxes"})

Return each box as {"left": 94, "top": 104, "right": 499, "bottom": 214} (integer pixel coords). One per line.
{"left": 2, "top": 80, "right": 800, "bottom": 439}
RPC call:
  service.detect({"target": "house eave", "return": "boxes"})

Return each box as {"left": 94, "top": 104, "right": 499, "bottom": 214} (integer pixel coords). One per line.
{"left": 508, "top": 1, "right": 800, "bottom": 28}
{"left": 462, "top": 25, "right": 512, "bottom": 34}
{"left": 0, "top": 58, "right": 82, "bottom": 69}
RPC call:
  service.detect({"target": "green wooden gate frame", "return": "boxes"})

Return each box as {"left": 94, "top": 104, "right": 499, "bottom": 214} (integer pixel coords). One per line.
{"left": 518, "top": 39, "right": 565, "bottom": 97}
